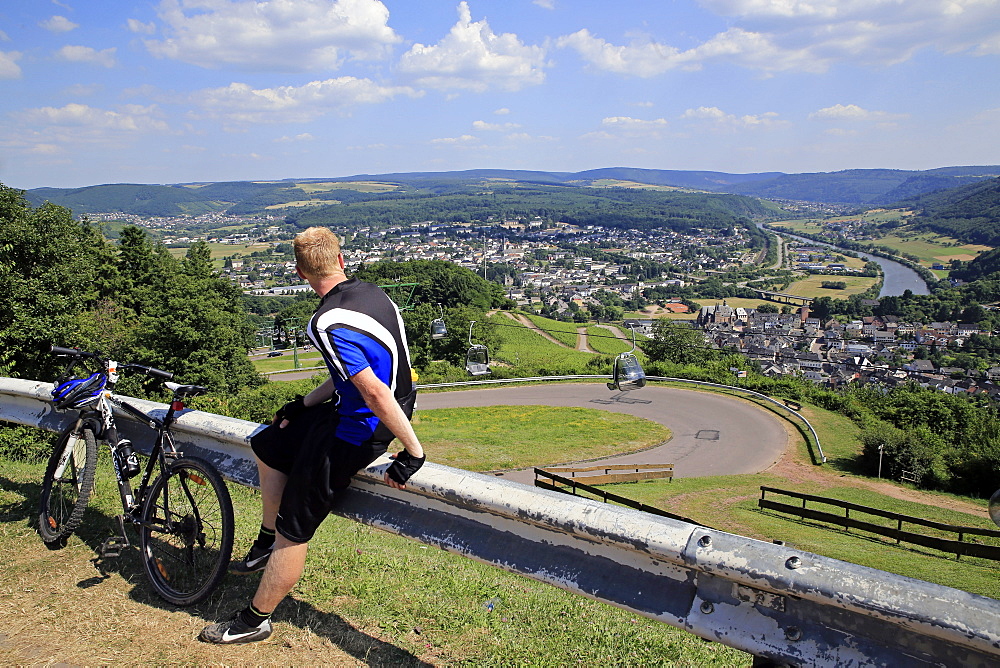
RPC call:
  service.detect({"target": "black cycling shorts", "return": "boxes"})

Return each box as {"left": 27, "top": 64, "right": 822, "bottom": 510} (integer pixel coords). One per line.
{"left": 249, "top": 404, "right": 387, "bottom": 543}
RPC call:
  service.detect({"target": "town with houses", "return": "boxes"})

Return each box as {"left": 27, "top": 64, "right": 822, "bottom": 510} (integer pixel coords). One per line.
{"left": 117, "top": 212, "right": 998, "bottom": 397}
{"left": 692, "top": 302, "right": 1000, "bottom": 398}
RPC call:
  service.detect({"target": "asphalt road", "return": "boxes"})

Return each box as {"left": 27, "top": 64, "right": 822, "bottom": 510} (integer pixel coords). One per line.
{"left": 416, "top": 383, "right": 788, "bottom": 485}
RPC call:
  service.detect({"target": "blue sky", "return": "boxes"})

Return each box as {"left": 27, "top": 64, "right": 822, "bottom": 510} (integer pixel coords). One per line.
{"left": 1, "top": 0, "right": 999, "bottom": 189}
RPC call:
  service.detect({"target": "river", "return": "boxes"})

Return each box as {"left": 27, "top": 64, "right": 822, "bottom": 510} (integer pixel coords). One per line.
{"left": 764, "top": 226, "right": 930, "bottom": 297}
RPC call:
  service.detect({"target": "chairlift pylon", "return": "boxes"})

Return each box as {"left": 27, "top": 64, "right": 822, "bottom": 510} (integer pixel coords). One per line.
{"left": 430, "top": 303, "right": 447, "bottom": 340}
{"left": 608, "top": 326, "right": 646, "bottom": 391}
{"left": 465, "top": 320, "right": 491, "bottom": 377}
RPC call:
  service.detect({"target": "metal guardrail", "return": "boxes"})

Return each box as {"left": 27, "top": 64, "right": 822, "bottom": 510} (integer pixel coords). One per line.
{"left": 2, "top": 376, "right": 997, "bottom": 665}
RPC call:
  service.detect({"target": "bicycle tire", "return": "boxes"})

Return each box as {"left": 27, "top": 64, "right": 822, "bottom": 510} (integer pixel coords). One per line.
{"left": 38, "top": 426, "right": 98, "bottom": 546}
{"left": 139, "top": 457, "right": 234, "bottom": 606}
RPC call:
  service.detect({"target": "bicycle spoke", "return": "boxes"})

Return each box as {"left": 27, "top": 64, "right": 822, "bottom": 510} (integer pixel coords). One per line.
{"left": 140, "top": 458, "right": 234, "bottom": 606}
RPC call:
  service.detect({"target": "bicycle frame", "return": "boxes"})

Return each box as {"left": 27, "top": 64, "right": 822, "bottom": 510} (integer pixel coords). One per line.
{"left": 60, "top": 355, "right": 188, "bottom": 529}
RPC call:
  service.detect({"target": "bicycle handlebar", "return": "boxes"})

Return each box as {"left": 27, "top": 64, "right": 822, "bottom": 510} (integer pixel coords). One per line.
{"left": 129, "top": 364, "right": 174, "bottom": 380}
{"left": 49, "top": 344, "right": 174, "bottom": 380}
{"left": 49, "top": 344, "right": 96, "bottom": 358}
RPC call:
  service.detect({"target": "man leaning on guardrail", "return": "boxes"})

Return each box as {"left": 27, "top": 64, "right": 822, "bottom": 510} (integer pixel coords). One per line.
{"left": 199, "top": 226, "right": 424, "bottom": 645}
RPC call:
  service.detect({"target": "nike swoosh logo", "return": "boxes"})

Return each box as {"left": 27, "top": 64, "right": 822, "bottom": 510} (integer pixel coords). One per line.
{"left": 222, "top": 628, "right": 255, "bottom": 642}
{"left": 246, "top": 552, "right": 270, "bottom": 567}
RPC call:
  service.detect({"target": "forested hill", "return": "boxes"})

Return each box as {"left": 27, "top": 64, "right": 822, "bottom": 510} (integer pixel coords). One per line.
{"left": 285, "top": 184, "right": 779, "bottom": 234}
{"left": 723, "top": 166, "right": 1000, "bottom": 205}
{"left": 19, "top": 165, "right": 1000, "bottom": 214}
{"left": 898, "top": 177, "right": 1000, "bottom": 246}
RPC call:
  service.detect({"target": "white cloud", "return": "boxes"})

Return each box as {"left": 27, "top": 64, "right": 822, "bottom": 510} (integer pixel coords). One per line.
{"left": 559, "top": 27, "right": 824, "bottom": 75}
{"left": 347, "top": 142, "right": 390, "bottom": 150}
{"left": 431, "top": 134, "right": 479, "bottom": 144}
{"left": 506, "top": 132, "right": 555, "bottom": 142}
{"left": 145, "top": 0, "right": 400, "bottom": 71}
{"left": 40, "top": 15, "right": 79, "bottom": 32}
{"left": 560, "top": 0, "right": 1000, "bottom": 75}
{"left": 557, "top": 29, "right": 695, "bottom": 76}
{"left": 0, "top": 51, "right": 22, "bottom": 79}
{"left": 586, "top": 116, "right": 670, "bottom": 141}
{"left": 533, "top": 0, "right": 555, "bottom": 8}
{"left": 63, "top": 83, "right": 102, "bottom": 96}
{"left": 20, "top": 103, "right": 169, "bottom": 133}
{"left": 602, "top": 116, "right": 669, "bottom": 130}
{"left": 56, "top": 45, "right": 118, "bottom": 68}
{"left": 29, "top": 143, "right": 61, "bottom": 155}
{"left": 681, "top": 106, "right": 787, "bottom": 129}
{"left": 823, "top": 127, "right": 860, "bottom": 136}
{"left": 494, "top": 107, "right": 511, "bottom": 115}
{"left": 275, "top": 133, "right": 315, "bottom": 142}
{"left": 809, "top": 103, "right": 908, "bottom": 122}
{"left": 473, "top": 120, "right": 521, "bottom": 131}
{"left": 193, "top": 77, "right": 421, "bottom": 124}
{"left": 398, "top": 1, "right": 548, "bottom": 92}
{"left": 127, "top": 18, "right": 157, "bottom": 35}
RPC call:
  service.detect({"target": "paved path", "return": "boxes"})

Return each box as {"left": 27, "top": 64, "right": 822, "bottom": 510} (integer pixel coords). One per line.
{"left": 417, "top": 383, "right": 788, "bottom": 486}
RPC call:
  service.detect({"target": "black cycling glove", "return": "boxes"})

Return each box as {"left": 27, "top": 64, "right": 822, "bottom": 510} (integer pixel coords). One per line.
{"left": 274, "top": 395, "right": 306, "bottom": 424}
{"left": 387, "top": 450, "right": 425, "bottom": 485}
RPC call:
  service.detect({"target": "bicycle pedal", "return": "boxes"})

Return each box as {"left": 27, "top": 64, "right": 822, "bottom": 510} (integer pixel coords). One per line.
{"left": 99, "top": 536, "right": 129, "bottom": 559}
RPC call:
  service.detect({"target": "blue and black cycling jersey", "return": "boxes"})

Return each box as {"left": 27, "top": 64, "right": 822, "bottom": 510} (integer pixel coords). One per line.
{"left": 306, "top": 277, "right": 414, "bottom": 446}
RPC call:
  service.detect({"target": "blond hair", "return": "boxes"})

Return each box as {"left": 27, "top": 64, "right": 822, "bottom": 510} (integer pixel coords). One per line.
{"left": 293, "top": 227, "right": 344, "bottom": 279}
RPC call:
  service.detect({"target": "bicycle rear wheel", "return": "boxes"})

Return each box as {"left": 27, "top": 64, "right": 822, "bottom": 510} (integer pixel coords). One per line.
{"left": 38, "top": 426, "right": 98, "bottom": 546}
{"left": 139, "top": 457, "right": 234, "bottom": 606}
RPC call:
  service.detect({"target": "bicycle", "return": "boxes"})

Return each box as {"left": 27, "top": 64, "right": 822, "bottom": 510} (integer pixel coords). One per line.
{"left": 38, "top": 345, "right": 235, "bottom": 606}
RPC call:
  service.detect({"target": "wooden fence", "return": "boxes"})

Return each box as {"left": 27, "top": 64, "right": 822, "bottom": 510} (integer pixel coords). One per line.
{"left": 759, "top": 486, "right": 1000, "bottom": 561}
{"left": 539, "top": 463, "right": 673, "bottom": 485}
{"left": 534, "top": 468, "right": 699, "bottom": 525}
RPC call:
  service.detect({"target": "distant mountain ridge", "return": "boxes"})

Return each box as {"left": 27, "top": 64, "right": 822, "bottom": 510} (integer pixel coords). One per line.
{"left": 21, "top": 165, "right": 1000, "bottom": 216}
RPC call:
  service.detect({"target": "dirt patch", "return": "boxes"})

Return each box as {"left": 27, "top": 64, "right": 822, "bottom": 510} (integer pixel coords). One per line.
{"left": 934, "top": 253, "right": 978, "bottom": 262}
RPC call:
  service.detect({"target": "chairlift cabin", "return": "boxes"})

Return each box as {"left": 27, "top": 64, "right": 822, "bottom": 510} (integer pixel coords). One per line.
{"left": 430, "top": 304, "right": 447, "bottom": 340}
{"left": 607, "top": 326, "right": 646, "bottom": 391}
{"left": 465, "top": 321, "right": 491, "bottom": 376}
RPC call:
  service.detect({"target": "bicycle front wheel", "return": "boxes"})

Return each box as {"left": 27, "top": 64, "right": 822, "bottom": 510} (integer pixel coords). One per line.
{"left": 139, "top": 457, "right": 234, "bottom": 606}
{"left": 38, "top": 426, "right": 98, "bottom": 546}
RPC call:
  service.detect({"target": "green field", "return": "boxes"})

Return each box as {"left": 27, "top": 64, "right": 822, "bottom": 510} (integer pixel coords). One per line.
{"left": 521, "top": 313, "right": 580, "bottom": 347}
{"left": 784, "top": 273, "right": 880, "bottom": 299}
{"left": 167, "top": 240, "right": 273, "bottom": 264}
{"left": 252, "top": 351, "right": 324, "bottom": 373}
{"left": 417, "top": 405, "right": 670, "bottom": 471}
{"left": 585, "top": 325, "right": 634, "bottom": 355}
{"left": 873, "top": 231, "right": 989, "bottom": 266}
{"left": 770, "top": 217, "right": 991, "bottom": 270}
{"left": 295, "top": 180, "right": 401, "bottom": 193}
{"left": 488, "top": 313, "right": 596, "bottom": 369}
